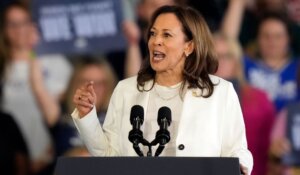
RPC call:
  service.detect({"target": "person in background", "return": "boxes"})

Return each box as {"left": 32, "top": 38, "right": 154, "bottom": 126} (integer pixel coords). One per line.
{"left": 214, "top": 33, "right": 276, "bottom": 175}
{"left": 269, "top": 69, "right": 300, "bottom": 175}
{"left": 243, "top": 14, "right": 299, "bottom": 112}
{"left": 0, "top": 2, "right": 72, "bottom": 174}
{"left": 52, "top": 56, "right": 117, "bottom": 156}
{"left": 219, "top": 0, "right": 300, "bottom": 112}
{"left": 287, "top": 0, "right": 300, "bottom": 26}
{"left": 239, "top": 0, "right": 300, "bottom": 57}
{"left": 0, "top": 111, "right": 30, "bottom": 175}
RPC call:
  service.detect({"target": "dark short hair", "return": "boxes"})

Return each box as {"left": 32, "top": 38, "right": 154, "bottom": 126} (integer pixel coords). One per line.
{"left": 258, "top": 12, "right": 291, "bottom": 38}
{"left": 137, "top": 5, "right": 218, "bottom": 98}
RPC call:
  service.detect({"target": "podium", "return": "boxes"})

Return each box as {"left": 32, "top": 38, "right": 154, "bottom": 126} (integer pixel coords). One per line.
{"left": 54, "top": 157, "right": 241, "bottom": 175}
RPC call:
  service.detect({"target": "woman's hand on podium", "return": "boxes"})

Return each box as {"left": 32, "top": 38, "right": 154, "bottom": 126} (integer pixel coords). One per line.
{"left": 73, "top": 81, "right": 97, "bottom": 118}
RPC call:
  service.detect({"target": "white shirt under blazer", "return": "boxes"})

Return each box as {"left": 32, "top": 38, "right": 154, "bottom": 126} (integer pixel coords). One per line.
{"left": 72, "top": 75, "right": 253, "bottom": 173}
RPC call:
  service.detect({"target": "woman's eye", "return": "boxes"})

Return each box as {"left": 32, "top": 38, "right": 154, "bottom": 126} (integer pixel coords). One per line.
{"left": 149, "top": 31, "right": 155, "bottom": 36}
{"left": 163, "top": 33, "right": 172, "bottom": 37}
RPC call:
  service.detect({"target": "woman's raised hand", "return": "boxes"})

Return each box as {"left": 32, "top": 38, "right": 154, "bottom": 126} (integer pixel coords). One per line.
{"left": 73, "top": 81, "right": 97, "bottom": 118}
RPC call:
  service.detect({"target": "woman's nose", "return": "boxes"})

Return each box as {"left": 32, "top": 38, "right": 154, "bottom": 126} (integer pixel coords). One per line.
{"left": 153, "top": 36, "right": 163, "bottom": 46}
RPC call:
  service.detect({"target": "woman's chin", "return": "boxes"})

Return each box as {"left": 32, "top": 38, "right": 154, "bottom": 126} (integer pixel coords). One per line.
{"left": 150, "top": 64, "right": 166, "bottom": 73}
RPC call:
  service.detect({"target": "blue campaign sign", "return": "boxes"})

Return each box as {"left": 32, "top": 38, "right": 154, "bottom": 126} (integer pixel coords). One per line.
{"left": 31, "top": 0, "right": 126, "bottom": 55}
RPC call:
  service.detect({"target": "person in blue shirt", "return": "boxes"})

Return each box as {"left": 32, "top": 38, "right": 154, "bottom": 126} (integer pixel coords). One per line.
{"left": 243, "top": 13, "right": 300, "bottom": 112}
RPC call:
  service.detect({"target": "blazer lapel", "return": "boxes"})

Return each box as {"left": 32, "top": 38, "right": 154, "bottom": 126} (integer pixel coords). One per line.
{"left": 176, "top": 87, "right": 202, "bottom": 143}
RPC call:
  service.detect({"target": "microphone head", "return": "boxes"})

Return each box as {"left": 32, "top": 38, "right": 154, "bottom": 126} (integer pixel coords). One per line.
{"left": 130, "top": 105, "right": 144, "bottom": 124}
{"left": 157, "top": 106, "right": 172, "bottom": 125}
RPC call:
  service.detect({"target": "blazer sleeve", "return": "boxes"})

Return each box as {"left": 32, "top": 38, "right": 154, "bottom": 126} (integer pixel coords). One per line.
{"left": 72, "top": 83, "right": 122, "bottom": 156}
{"left": 220, "top": 83, "right": 253, "bottom": 174}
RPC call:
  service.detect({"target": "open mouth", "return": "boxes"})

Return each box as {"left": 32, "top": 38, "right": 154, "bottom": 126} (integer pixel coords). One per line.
{"left": 153, "top": 50, "right": 166, "bottom": 61}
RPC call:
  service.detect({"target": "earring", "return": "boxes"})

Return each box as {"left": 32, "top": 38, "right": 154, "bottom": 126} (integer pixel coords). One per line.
{"left": 185, "top": 52, "right": 189, "bottom": 57}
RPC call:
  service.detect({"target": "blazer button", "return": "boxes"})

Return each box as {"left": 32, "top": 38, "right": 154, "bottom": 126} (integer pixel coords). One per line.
{"left": 178, "top": 144, "right": 185, "bottom": 150}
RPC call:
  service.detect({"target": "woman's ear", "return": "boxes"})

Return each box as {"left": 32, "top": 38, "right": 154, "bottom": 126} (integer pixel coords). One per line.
{"left": 184, "top": 41, "right": 195, "bottom": 57}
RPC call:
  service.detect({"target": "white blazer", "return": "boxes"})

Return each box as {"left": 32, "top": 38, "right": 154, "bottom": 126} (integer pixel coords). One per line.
{"left": 72, "top": 75, "right": 253, "bottom": 173}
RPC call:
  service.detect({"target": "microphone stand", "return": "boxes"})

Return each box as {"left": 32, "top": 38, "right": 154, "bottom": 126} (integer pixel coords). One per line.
{"left": 151, "top": 118, "right": 171, "bottom": 157}
{"left": 132, "top": 140, "right": 144, "bottom": 157}
{"left": 140, "top": 139, "right": 152, "bottom": 157}
{"left": 150, "top": 137, "right": 167, "bottom": 157}
{"left": 129, "top": 117, "right": 146, "bottom": 157}
{"left": 129, "top": 107, "right": 171, "bottom": 157}
{"left": 130, "top": 132, "right": 169, "bottom": 157}
{"left": 154, "top": 145, "right": 165, "bottom": 157}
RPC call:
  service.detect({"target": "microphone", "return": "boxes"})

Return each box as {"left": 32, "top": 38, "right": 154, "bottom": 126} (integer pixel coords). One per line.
{"left": 154, "top": 106, "right": 172, "bottom": 156}
{"left": 130, "top": 105, "right": 144, "bottom": 133}
{"left": 128, "top": 105, "right": 144, "bottom": 156}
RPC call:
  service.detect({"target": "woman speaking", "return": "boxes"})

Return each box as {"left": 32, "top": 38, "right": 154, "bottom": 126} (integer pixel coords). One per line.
{"left": 71, "top": 6, "right": 253, "bottom": 174}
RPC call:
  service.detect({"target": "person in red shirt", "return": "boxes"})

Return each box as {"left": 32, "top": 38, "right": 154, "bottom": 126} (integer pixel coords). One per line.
{"left": 214, "top": 33, "right": 276, "bottom": 175}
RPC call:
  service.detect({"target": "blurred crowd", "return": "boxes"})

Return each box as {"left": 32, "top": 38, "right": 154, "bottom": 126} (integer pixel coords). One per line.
{"left": 0, "top": 0, "right": 299, "bottom": 175}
